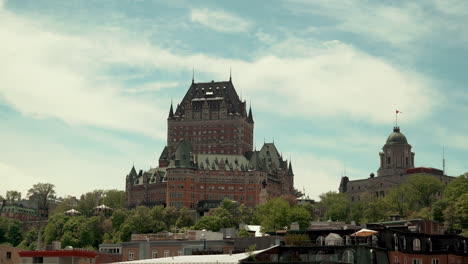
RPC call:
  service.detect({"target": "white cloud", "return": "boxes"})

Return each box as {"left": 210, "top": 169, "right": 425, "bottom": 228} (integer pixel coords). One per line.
{"left": 0, "top": 3, "right": 438, "bottom": 138}
{"left": 190, "top": 8, "right": 251, "bottom": 33}
{"left": 287, "top": 0, "right": 468, "bottom": 47}
{"left": 293, "top": 152, "right": 367, "bottom": 199}
{"left": 0, "top": 5, "right": 168, "bottom": 139}
{"left": 125, "top": 82, "right": 179, "bottom": 93}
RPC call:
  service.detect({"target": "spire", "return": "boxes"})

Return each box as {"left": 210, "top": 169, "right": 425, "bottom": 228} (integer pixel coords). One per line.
{"left": 168, "top": 101, "right": 174, "bottom": 119}
{"left": 247, "top": 104, "right": 254, "bottom": 123}
{"left": 192, "top": 68, "right": 195, "bottom": 84}
{"left": 288, "top": 160, "right": 294, "bottom": 175}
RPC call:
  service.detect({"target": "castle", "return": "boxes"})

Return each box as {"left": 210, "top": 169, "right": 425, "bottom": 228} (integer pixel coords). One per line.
{"left": 126, "top": 78, "right": 295, "bottom": 210}
{"left": 339, "top": 126, "right": 454, "bottom": 201}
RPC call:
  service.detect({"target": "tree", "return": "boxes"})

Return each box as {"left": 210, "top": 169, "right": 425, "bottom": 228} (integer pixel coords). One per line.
{"left": 6, "top": 190, "right": 22, "bottom": 202}
{"left": 5, "top": 220, "right": 23, "bottom": 246}
{"left": 288, "top": 206, "right": 312, "bottom": 230}
{"left": 193, "top": 215, "right": 222, "bottom": 231}
{"left": 102, "top": 190, "right": 126, "bottom": 210}
{"left": 77, "top": 190, "right": 104, "bottom": 216}
{"left": 383, "top": 185, "right": 413, "bottom": 216}
{"left": 27, "top": 183, "right": 56, "bottom": 213}
{"left": 51, "top": 196, "right": 79, "bottom": 215}
{"left": 444, "top": 174, "right": 468, "bottom": 201}
{"left": 175, "top": 208, "right": 194, "bottom": 228}
{"left": 255, "top": 198, "right": 291, "bottom": 232}
{"left": 43, "top": 213, "right": 69, "bottom": 244}
{"left": 316, "top": 192, "right": 350, "bottom": 221}
{"left": 405, "top": 174, "right": 443, "bottom": 208}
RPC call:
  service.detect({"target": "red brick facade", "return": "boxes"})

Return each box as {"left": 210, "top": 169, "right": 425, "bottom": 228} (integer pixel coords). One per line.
{"left": 126, "top": 79, "right": 295, "bottom": 209}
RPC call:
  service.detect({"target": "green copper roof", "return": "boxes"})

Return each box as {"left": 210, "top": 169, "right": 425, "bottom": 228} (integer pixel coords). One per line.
{"left": 386, "top": 127, "right": 408, "bottom": 144}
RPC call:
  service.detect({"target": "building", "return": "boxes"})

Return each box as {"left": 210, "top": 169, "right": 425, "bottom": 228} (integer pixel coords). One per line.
{"left": 0, "top": 200, "right": 41, "bottom": 222}
{"left": 0, "top": 245, "right": 22, "bottom": 264}
{"left": 126, "top": 79, "right": 295, "bottom": 209}
{"left": 339, "top": 126, "right": 455, "bottom": 201}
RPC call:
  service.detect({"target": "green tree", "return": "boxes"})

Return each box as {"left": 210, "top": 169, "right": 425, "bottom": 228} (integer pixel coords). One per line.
{"left": 175, "top": 208, "right": 194, "bottom": 228}
{"left": 405, "top": 174, "right": 443, "bottom": 208}
{"left": 27, "top": 183, "right": 56, "bottom": 213}
{"left": 43, "top": 213, "right": 69, "bottom": 244}
{"left": 77, "top": 190, "right": 104, "bottom": 216}
{"left": 444, "top": 174, "right": 468, "bottom": 201}
{"left": 255, "top": 197, "right": 291, "bottom": 232}
{"left": 288, "top": 206, "right": 312, "bottom": 230}
{"left": 6, "top": 190, "right": 22, "bottom": 202}
{"left": 51, "top": 196, "right": 79, "bottom": 215}
{"left": 5, "top": 220, "right": 23, "bottom": 246}
{"left": 316, "top": 192, "right": 350, "bottom": 221}
{"left": 102, "top": 190, "right": 126, "bottom": 210}
{"left": 383, "top": 185, "right": 413, "bottom": 216}
{"left": 193, "top": 215, "right": 222, "bottom": 231}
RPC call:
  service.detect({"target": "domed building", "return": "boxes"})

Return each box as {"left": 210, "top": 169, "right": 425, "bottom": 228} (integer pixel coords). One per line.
{"left": 377, "top": 126, "right": 415, "bottom": 177}
{"left": 339, "top": 126, "right": 454, "bottom": 202}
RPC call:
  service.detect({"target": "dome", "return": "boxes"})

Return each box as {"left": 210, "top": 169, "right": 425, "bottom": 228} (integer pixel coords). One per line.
{"left": 386, "top": 127, "right": 408, "bottom": 144}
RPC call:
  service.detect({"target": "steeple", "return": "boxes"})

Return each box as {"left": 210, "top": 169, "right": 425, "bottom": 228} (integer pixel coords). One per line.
{"left": 288, "top": 160, "right": 294, "bottom": 175}
{"left": 168, "top": 101, "right": 174, "bottom": 119}
{"left": 247, "top": 104, "right": 254, "bottom": 123}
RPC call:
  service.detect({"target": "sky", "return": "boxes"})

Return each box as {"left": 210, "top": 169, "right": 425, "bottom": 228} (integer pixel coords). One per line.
{"left": 1, "top": 0, "right": 467, "bottom": 200}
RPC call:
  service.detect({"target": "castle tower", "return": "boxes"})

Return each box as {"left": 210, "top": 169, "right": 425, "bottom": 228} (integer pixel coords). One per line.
{"left": 377, "top": 126, "right": 415, "bottom": 176}
{"left": 166, "top": 80, "right": 254, "bottom": 156}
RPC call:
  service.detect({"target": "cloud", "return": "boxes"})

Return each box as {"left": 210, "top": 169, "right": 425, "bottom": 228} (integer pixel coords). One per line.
{"left": 293, "top": 152, "right": 367, "bottom": 199}
{"left": 0, "top": 5, "right": 168, "bottom": 139}
{"left": 190, "top": 8, "right": 251, "bottom": 33}
{"left": 125, "top": 82, "right": 179, "bottom": 94}
{"left": 0, "top": 3, "right": 438, "bottom": 140}
{"left": 287, "top": 0, "right": 468, "bottom": 47}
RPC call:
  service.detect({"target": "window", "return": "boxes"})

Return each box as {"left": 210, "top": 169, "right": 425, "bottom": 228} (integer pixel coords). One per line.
{"left": 394, "top": 256, "right": 399, "bottom": 264}
{"left": 394, "top": 234, "right": 399, "bottom": 250}
{"left": 164, "top": 250, "right": 170, "bottom": 257}
{"left": 388, "top": 157, "right": 391, "bottom": 164}
{"left": 6, "top": 252, "right": 11, "bottom": 260}
{"left": 316, "top": 236, "right": 325, "bottom": 246}
{"left": 412, "top": 259, "right": 422, "bottom": 264}
{"left": 152, "top": 250, "right": 158, "bottom": 258}
{"left": 432, "top": 259, "right": 440, "bottom": 264}
{"left": 128, "top": 250, "right": 134, "bottom": 260}
{"left": 342, "top": 250, "right": 354, "bottom": 263}
{"left": 413, "top": 238, "right": 421, "bottom": 251}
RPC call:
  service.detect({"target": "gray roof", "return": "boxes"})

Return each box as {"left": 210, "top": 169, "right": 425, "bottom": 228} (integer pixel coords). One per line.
{"left": 386, "top": 126, "right": 408, "bottom": 144}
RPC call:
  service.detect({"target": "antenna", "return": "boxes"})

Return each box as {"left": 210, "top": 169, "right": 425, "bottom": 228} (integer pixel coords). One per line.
{"left": 443, "top": 146, "right": 446, "bottom": 175}
{"left": 192, "top": 68, "right": 195, "bottom": 84}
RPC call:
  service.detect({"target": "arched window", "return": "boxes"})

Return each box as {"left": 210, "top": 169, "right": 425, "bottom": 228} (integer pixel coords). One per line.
{"left": 342, "top": 250, "right": 355, "bottom": 264}
{"left": 413, "top": 238, "right": 421, "bottom": 251}
{"left": 371, "top": 235, "right": 378, "bottom": 247}
{"left": 316, "top": 250, "right": 326, "bottom": 261}
{"left": 370, "top": 249, "right": 377, "bottom": 264}
{"left": 316, "top": 236, "right": 325, "bottom": 246}
{"left": 402, "top": 236, "right": 407, "bottom": 250}
{"left": 394, "top": 234, "right": 399, "bottom": 250}
{"left": 428, "top": 238, "right": 432, "bottom": 252}
{"left": 345, "top": 235, "right": 352, "bottom": 245}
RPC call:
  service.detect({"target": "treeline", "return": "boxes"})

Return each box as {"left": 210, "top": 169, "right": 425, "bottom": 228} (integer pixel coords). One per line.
{"left": 317, "top": 173, "right": 468, "bottom": 235}
{"left": 1, "top": 173, "right": 467, "bottom": 250}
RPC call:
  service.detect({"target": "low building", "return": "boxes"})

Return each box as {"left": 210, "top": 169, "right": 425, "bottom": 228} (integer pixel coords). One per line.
{"left": 19, "top": 250, "right": 97, "bottom": 264}
{"left": 0, "top": 245, "right": 22, "bottom": 264}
